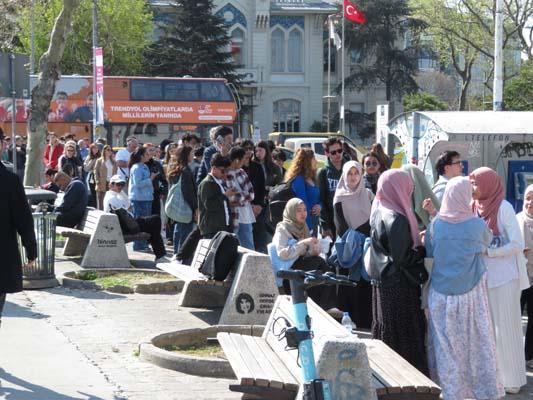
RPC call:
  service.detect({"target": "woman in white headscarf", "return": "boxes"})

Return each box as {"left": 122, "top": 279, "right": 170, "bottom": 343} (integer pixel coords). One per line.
{"left": 516, "top": 184, "right": 533, "bottom": 369}
{"left": 333, "top": 161, "right": 374, "bottom": 329}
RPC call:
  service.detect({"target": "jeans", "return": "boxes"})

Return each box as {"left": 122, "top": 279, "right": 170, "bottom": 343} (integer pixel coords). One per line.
{"left": 236, "top": 223, "right": 255, "bottom": 251}
{"left": 131, "top": 200, "right": 152, "bottom": 250}
{"left": 174, "top": 221, "right": 194, "bottom": 255}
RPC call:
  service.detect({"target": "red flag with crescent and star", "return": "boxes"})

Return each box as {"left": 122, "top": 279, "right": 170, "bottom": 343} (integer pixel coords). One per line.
{"left": 344, "top": 0, "right": 366, "bottom": 24}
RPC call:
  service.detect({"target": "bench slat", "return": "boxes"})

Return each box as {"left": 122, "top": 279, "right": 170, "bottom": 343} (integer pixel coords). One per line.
{"left": 240, "top": 335, "right": 286, "bottom": 389}
{"left": 217, "top": 333, "right": 255, "bottom": 387}
{"left": 228, "top": 333, "right": 271, "bottom": 388}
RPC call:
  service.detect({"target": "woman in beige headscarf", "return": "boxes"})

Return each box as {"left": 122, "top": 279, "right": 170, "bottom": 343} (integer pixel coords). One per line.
{"left": 272, "top": 198, "right": 337, "bottom": 310}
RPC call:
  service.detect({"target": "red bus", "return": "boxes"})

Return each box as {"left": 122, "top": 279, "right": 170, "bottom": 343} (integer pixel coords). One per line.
{"left": 0, "top": 75, "right": 238, "bottom": 146}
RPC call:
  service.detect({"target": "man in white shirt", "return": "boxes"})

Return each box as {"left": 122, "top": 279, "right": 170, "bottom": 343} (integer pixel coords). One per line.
{"left": 432, "top": 150, "right": 463, "bottom": 202}
{"left": 115, "top": 137, "right": 138, "bottom": 180}
{"left": 104, "top": 175, "right": 167, "bottom": 262}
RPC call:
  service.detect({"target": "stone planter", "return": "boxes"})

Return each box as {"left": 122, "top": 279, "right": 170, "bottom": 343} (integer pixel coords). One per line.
{"left": 60, "top": 269, "right": 183, "bottom": 294}
{"left": 139, "top": 325, "right": 264, "bottom": 378}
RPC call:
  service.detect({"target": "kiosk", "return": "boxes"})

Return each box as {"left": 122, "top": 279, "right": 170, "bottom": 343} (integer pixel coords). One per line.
{"left": 387, "top": 111, "right": 533, "bottom": 211}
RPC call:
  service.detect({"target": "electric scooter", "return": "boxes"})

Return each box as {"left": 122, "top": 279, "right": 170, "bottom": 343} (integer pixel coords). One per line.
{"left": 276, "top": 269, "right": 357, "bottom": 400}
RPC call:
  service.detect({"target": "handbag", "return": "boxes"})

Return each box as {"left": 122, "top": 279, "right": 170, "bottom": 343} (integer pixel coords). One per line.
{"left": 110, "top": 207, "right": 140, "bottom": 234}
{"left": 165, "top": 176, "right": 193, "bottom": 223}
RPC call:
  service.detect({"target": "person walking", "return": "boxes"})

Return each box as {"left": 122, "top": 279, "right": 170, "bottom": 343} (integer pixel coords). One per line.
{"left": 128, "top": 147, "right": 158, "bottom": 251}
{"left": 470, "top": 167, "right": 527, "bottom": 394}
{"left": 425, "top": 176, "right": 503, "bottom": 400}
{"left": 369, "top": 169, "right": 428, "bottom": 374}
{"left": 285, "top": 148, "right": 321, "bottom": 235}
{"left": 318, "top": 137, "right": 345, "bottom": 240}
{"left": 83, "top": 143, "right": 101, "bottom": 208}
{"left": 333, "top": 160, "right": 374, "bottom": 329}
{"left": 94, "top": 145, "right": 117, "bottom": 210}
{"left": 0, "top": 131, "right": 37, "bottom": 327}
{"left": 517, "top": 184, "right": 533, "bottom": 370}
{"left": 272, "top": 198, "right": 337, "bottom": 311}
{"left": 167, "top": 145, "right": 197, "bottom": 256}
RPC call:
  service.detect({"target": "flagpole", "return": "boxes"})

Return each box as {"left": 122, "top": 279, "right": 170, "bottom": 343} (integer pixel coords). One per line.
{"left": 341, "top": 1, "right": 345, "bottom": 135}
{"left": 327, "top": 16, "right": 332, "bottom": 132}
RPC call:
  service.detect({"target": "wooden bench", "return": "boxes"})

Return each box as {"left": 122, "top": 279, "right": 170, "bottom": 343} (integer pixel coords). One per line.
{"left": 57, "top": 208, "right": 149, "bottom": 269}
{"left": 218, "top": 295, "right": 441, "bottom": 400}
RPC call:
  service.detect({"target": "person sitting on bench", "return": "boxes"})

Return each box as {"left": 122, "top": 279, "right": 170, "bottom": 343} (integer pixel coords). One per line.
{"left": 272, "top": 198, "right": 337, "bottom": 312}
{"left": 103, "top": 174, "right": 167, "bottom": 262}
{"left": 54, "top": 171, "right": 88, "bottom": 228}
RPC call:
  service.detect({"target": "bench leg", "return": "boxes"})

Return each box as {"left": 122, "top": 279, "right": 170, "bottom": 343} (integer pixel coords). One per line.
{"left": 178, "top": 281, "right": 230, "bottom": 308}
{"left": 62, "top": 237, "right": 89, "bottom": 257}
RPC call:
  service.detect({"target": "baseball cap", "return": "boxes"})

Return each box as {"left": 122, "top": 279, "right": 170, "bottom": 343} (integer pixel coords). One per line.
{"left": 110, "top": 175, "right": 126, "bottom": 184}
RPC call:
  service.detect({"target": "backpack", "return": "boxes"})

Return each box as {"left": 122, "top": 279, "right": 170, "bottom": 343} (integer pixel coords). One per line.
{"left": 165, "top": 176, "right": 193, "bottom": 223}
{"left": 268, "top": 178, "right": 296, "bottom": 226}
{"left": 199, "top": 231, "right": 239, "bottom": 281}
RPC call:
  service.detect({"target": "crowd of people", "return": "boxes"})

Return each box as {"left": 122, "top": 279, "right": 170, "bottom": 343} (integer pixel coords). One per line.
{"left": 4, "top": 124, "right": 533, "bottom": 398}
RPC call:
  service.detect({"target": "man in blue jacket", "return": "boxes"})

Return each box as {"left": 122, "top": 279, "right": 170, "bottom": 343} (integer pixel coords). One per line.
{"left": 54, "top": 171, "right": 89, "bottom": 227}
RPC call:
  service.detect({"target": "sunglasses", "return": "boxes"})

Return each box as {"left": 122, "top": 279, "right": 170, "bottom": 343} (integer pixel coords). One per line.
{"left": 450, "top": 160, "right": 462, "bottom": 165}
{"left": 329, "top": 149, "right": 343, "bottom": 156}
{"left": 365, "top": 161, "right": 378, "bottom": 167}
{"left": 113, "top": 182, "right": 125, "bottom": 187}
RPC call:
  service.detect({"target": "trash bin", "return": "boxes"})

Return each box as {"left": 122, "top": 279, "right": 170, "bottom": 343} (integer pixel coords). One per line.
{"left": 18, "top": 204, "right": 59, "bottom": 289}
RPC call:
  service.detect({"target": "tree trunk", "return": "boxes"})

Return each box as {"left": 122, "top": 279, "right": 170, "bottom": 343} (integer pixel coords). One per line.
{"left": 459, "top": 79, "right": 470, "bottom": 111}
{"left": 25, "top": 0, "right": 81, "bottom": 187}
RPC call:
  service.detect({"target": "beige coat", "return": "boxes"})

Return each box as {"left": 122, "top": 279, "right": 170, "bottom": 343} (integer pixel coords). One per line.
{"left": 272, "top": 224, "right": 318, "bottom": 260}
{"left": 94, "top": 158, "right": 117, "bottom": 192}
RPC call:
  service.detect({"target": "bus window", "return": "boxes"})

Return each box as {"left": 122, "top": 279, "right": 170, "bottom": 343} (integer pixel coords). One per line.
{"left": 314, "top": 142, "right": 325, "bottom": 155}
{"left": 130, "top": 79, "right": 163, "bottom": 100}
{"left": 201, "top": 82, "right": 232, "bottom": 101}
{"left": 164, "top": 81, "right": 199, "bottom": 101}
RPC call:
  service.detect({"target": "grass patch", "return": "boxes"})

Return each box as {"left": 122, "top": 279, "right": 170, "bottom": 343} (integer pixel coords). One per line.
{"left": 162, "top": 343, "right": 225, "bottom": 359}
{"left": 76, "top": 272, "right": 171, "bottom": 289}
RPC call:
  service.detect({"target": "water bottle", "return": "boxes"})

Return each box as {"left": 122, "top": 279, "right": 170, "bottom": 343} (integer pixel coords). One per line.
{"left": 341, "top": 312, "right": 353, "bottom": 333}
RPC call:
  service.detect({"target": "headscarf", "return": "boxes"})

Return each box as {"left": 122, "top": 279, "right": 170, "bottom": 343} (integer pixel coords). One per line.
{"left": 402, "top": 164, "right": 441, "bottom": 229}
{"left": 470, "top": 167, "right": 504, "bottom": 235}
{"left": 439, "top": 176, "right": 475, "bottom": 224}
{"left": 278, "top": 198, "right": 310, "bottom": 240}
{"left": 333, "top": 161, "right": 372, "bottom": 230}
{"left": 518, "top": 184, "right": 533, "bottom": 249}
{"left": 375, "top": 169, "right": 420, "bottom": 247}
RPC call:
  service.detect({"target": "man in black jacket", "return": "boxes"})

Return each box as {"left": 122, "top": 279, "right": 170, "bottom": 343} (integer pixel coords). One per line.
{"left": 317, "top": 138, "right": 345, "bottom": 239}
{"left": 54, "top": 171, "right": 89, "bottom": 227}
{"left": 198, "top": 154, "right": 235, "bottom": 238}
{"left": 196, "top": 126, "right": 233, "bottom": 186}
{"left": 0, "top": 129, "right": 37, "bottom": 325}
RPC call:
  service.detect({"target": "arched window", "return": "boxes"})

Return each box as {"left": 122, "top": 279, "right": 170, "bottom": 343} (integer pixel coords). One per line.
{"left": 273, "top": 99, "right": 301, "bottom": 132}
{"left": 271, "top": 28, "right": 285, "bottom": 72}
{"left": 230, "top": 28, "right": 245, "bottom": 65}
{"left": 287, "top": 29, "right": 303, "bottom": 72}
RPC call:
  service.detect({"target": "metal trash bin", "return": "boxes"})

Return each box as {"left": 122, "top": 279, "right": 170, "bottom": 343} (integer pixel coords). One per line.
{"left": 18, "top": 205, "right": 59, "bottom": 289}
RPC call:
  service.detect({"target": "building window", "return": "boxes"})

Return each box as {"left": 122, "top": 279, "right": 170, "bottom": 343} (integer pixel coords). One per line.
{"left": 230, "top": 27, "right": 245, "bottom": 65}
{"left": 271, "top": 28, "right": 285, "bottom": 72}
{"left": 288, "top": 29, "right": 303, "bottom": 72}
{"left": 273, "top": 99, "right": 301, "bottom": 132}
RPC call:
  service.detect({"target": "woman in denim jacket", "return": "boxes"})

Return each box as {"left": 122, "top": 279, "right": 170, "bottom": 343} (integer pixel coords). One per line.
{"left": 128, "top": 147, "right": 157, "bottom": 250}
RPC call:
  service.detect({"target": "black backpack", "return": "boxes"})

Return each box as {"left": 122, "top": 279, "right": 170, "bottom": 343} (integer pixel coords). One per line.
{"left": 268, "top": 179, "right": 296, "bottom": 226}
{"left": 199, "top": 231, "right": 239, "bottom": 281}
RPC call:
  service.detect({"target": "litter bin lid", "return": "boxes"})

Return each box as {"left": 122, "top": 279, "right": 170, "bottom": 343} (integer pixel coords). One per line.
{"left": 24, "top": 188, "right": 57, "bottom": 203}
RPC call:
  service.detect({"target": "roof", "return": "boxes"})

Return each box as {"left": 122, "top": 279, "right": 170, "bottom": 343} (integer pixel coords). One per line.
{"left": 415, "top": 111, "right": 533, "bottom": 135}
{"left": 270, "top": 1, "right": 338, "bottom": 14}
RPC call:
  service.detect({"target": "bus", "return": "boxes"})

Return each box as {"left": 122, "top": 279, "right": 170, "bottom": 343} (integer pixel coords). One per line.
{"left": 0, "top": 75, "right": 238, "bottom": 146}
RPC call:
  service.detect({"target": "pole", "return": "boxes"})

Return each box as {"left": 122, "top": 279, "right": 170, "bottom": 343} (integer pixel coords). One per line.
{"left": 327, "top": 16, "right": 332, "bottom": 133}
{"left": 9, "top": 53, "right": 17, "bottom": 174}
{"left": 30, "top": 0, "right": 35, "bottom": 74}
{"left": 341, "top": 3, "right": 346, "bottom": 134}
{"left": 92, "top": 0, "right": 98, "bottom": 140}
{"left": 493, "top": 0, "right": 504, "bottom": 111}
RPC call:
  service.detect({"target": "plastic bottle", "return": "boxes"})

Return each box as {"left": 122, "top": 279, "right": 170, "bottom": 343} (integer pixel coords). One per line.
{"left": 341, "top": 312, "right": 353, "bottom": 333}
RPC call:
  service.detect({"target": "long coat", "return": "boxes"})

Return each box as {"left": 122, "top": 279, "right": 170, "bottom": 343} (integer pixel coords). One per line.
{"left": 0, "top": 162, "right": 37, "bottom": 293}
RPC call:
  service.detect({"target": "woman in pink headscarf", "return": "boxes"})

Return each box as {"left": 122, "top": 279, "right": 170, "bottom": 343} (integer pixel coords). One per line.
{"left": 471, "top": 167, "right": 527, "bottom": 394}
{"left": 425, "top": 176, "right": 503, "bottom": 400}
{"left": 369, "top": 169, "right": 428, "bottom": 374}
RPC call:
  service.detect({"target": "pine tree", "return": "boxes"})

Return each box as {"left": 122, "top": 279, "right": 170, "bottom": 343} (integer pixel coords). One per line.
{"left": 343, "top": 0, "right": 425, "bottom": 114}
{"left": 146, "top": 0, "right": 241, "bottom": 85}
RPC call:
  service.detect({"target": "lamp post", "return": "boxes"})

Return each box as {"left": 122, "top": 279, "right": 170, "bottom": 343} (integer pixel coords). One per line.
{"left": 92, "top": 0, "right": 98, "bottom": 140}
{"left": 493, "top": 0, "right": 504, "bottom": 111}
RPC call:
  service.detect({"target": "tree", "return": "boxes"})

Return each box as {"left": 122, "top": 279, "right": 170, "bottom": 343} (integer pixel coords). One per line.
{"left": 0, "top": 0, "right": 30, "bottom": 50}
{"left": 343, "top": 0, "right": 426, "bottom": 115}
{"left": 25, "top": 0, "right": 81, "bottom": 186}
{"left": 411, "top": 0, "right": 484, "bottom": 110}
{"left": 415, "top": 70, "right": 458, "bottom": 109}
{"left": 145, "top": 0, "right": 240, "bottom": 85}
{"left": 504, "top": 61, "right": 533, "bottom": 110}
{"left": 16, "top": 0, "right": 152, "bottom": 75}
{"left": 403, "top": 92, "right": 448, "bottom": 112}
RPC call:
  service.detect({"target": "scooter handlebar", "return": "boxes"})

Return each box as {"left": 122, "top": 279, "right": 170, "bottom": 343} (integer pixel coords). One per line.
{"left": 277, "top": 269, "right": 357, "bottom": 288}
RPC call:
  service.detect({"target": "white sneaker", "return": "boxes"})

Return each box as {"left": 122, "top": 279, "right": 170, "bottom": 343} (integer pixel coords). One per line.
{"left": 505, "top": 387, "right": 521, "bottom": 394}
{"left": 155, "top": 256, "right": 170, "bottom": 264}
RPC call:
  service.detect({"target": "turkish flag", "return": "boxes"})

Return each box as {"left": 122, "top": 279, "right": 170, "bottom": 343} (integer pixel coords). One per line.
{"left": 344, "top": 0, "right": 366, "bottom": 24}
